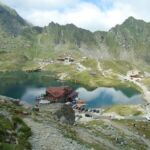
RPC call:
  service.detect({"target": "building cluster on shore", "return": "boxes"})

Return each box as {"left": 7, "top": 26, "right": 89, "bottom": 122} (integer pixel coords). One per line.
{"left": 35, "top": 86, "right": 103, "bottom": 120}
{"left": 36, "top": 86, "right": 86, "bottom": 110}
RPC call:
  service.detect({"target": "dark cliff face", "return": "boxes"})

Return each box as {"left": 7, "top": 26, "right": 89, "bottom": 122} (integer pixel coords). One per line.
{"left": 0, "top": 3, "right": 29, "bottom": 36}
{"left": 94, "top": 17, "right": 150, "bottom": 62}
{"left": 43, "top": 22, "right": 97, "bottom": 49}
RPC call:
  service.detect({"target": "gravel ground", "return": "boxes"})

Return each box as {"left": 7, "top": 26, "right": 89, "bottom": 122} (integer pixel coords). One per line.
{"left": 24, "top": 118, "right": 90, "bottom": 150}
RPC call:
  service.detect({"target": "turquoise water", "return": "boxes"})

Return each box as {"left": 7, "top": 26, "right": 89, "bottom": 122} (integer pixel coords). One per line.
{"left": 0, "top": 71, "right": 144, "bottom": 107}
{"left": 0, "top": 71, "right": 78, "bottom": 104}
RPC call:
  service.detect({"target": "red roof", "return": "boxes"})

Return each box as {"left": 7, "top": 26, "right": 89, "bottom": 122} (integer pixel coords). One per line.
{"left": 46, "top": 86, "right": 73, "bottom": 99}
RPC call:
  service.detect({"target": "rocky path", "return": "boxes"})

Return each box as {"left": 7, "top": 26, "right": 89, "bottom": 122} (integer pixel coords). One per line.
{"left": 97, "top": 59, "right": 102, "bottom": 72}
{"left": 24, "top": 118, "right": 90, "bottom": 150}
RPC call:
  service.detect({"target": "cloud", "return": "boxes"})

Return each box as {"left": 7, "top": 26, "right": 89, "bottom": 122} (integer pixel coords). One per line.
{"left": 25, "top": 2, "right": 110, "bottom": 30}
{"left": 1, "top": 0, "right": 150, "bottom": 31}
{"left": 1, "top": 0, "right": 78, "bottom": 10}
{"left": 23, "top": 1, "right": 135, "bottom": 31}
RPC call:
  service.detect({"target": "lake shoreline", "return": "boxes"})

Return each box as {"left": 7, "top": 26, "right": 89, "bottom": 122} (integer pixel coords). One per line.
{"left": 0, "top": 71, "right": 144, "bottom": 108}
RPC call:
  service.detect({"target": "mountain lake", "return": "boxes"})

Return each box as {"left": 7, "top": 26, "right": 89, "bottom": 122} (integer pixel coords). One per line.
{"left": 0, "top": 71, "right": 144, "bottom": 108}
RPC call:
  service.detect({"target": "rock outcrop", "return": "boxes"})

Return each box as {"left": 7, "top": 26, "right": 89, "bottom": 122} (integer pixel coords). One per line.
{"left": 52, "top": 103, "right": 75, "bottom": 125}
{"left": 39, "top": 103, "right": 75, "bottom": 125}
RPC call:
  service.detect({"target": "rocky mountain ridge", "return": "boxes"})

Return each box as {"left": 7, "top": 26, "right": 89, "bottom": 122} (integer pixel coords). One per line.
{"left": 0, "top": 2, "right": 150, "bottom": 72}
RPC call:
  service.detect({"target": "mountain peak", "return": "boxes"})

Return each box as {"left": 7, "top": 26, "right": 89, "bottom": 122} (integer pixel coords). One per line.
{"left": 123, "top": 16, "right": 138, "bottom": 25}
{"left": 123, "top": 16, "right": 147, "bottom": 26}
{"left": 0, "top": 2, "right": 18, "bottom": 17}
{"left": 0, "top": 2, "right": 29, "bottom": 36}
{"left": 126, "top": 16, "right": 136, "bottom": 21}
{"left": 48, "top": 22, "right": 77, "bottom": 29}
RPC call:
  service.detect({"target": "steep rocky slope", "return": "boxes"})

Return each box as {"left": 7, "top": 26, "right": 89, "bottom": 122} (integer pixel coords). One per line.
{"left": 0, "top": 3, "right": 28, "bottom": 36}
{"left": 0, "top": 3, "right": 150, "bottom": 64}
{"left": 95, "top": 17, "right": 150, "bottom": 62}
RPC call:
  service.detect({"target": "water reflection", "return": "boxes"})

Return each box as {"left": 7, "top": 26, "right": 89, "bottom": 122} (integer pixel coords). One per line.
{"left": 20, "top": 86, "right": 143, "bottom": 107}
{"left": 0, "top": 72, "right": 143, "bottom": 107}
{"left": 21, "top": 87, "right": 46, "bottom": 104}
{"left": 76, "top": 87, "right": 143, "bottom": 108}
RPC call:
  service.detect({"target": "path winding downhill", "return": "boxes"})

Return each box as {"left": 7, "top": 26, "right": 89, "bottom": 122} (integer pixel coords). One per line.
{"left": 24, "top": 118, "right": 89, "bottom": 150}
{"left": 97, "top": 59, "right": 106, "bottom": 76}
{"left": 97, "top": 59, "right": 102, "bottom": 72}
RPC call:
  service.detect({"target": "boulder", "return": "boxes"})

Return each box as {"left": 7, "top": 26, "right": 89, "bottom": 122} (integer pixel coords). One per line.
{"left": 51, "top": 103, "right": 75, "bottom": 125}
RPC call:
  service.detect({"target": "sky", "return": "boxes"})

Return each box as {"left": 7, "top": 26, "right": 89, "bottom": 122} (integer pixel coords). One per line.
{"left": 1, "top": 0, "right": 150, "bottom": 31}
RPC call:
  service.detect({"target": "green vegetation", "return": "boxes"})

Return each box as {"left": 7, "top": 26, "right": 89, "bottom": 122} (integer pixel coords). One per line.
{"left": 102, "top": 17, "right": 150, "bottom": 63}
{"left": 0, "top": 115, "right": 31, "bottom": 150}
{"left": 0, "top": 4, "right": 149, "bottom": 149}
{"left": 78, "top": 119, "right": 148, "bottom": 150}
{"left": 68, "top": 69, "right": 141, "bottom": 91}
{"left": 0, "top": 2, "right": 150, "bottom": 72}
{"left": 114, "top": 119, "right": 150, "bottom": 139}
{"left": 81, "top": 58, "right": 97, "bottom": 70}
{"left": 60, "top": 124, "right": 105, "bottom": 150}
{"left": 0, "top": 100, "right": 31, "bottom": 150}
{"left": 104, "top": 105, "right": 143, "bottom": 116}
{"left": 142, "top": 77, "right": 150, "bottom": 88}
{"left": 100, "top": 60, "right": 135, "bottom": 75}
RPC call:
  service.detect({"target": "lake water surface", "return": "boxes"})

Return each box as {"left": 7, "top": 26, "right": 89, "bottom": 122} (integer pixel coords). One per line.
{"left": 0, "top": 71, "right": 144, "bottom": 107}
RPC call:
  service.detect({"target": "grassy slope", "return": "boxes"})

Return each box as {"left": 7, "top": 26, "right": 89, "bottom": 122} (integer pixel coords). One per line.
{"left": 141, "top": 77, "right": 150, "bottom": 89}
{"left": 104, "top": 105, "right": 143, "bottom": 116}
{"left": 78, "top": 120, "right": 148, "bottom": 150}
{"left": 0, "top": 8, "right": 150, "bottom": 73}
{"left": 114, "top": 119, "right": 150, "bottom": 139}
{"left": 0, "top": 101, "right": 31, "bottom": 150}
{"left": 42, "top": 60, "right": 142, "bottom": 92}
{"left": 0, "top": 5, "right": 150, "bottom": 69}
{"left": 0, "top": 3, "right": 149, "bottom": 93}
